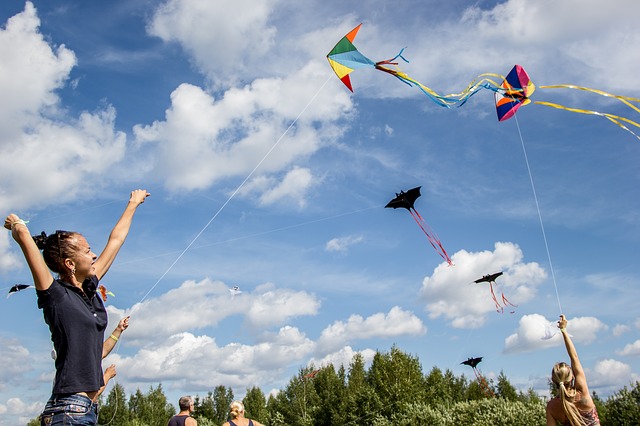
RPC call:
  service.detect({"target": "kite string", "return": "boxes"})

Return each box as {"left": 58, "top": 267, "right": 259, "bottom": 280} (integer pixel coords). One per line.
{"left": 98, "top": 75, "right": 333, "bottom": 425}
{"left": 136, "top": 74, "right": 334, "bottom": 304}
{"left": 512, "top": 113, "right": 563, "bottom": 315}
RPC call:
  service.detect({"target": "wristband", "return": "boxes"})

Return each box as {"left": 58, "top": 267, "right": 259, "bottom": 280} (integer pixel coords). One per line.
{"left": 110, "top": 334, "right": 119, "bottom": 342}
{"left": 10, "top": 220, "right": 29, "bottom": 230}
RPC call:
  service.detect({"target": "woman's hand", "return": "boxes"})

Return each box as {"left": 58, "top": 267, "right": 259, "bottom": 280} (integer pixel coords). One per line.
{"left": 558, "top": 314, "right": 568, "bottom": 330}
{"left": 129, "top": 189, "right": 151, "bottom": 206}
{"left": 117, "top": 316, "right": 130, "bottom": 333}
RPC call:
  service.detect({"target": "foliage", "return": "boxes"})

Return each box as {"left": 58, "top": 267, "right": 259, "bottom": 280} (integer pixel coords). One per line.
{"left": 25, "top": 347, "right": 640, "bottom": 426}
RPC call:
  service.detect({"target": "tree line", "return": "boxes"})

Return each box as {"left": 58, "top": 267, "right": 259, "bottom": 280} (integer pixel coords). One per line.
{"left": 27, "top": 345, "right": 640, "bottom": 425}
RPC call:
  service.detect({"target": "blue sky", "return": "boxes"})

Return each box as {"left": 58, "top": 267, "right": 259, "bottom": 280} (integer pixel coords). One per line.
{"left": 1, "top": 0, "right": 639, "bottom": 424}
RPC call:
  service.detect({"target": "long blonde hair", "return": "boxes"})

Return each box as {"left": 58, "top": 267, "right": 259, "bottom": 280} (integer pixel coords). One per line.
{"left": 229, "top": 400, "right": 244, "bottom": 420}
{"left": 552, "top": 362, "right": 585, "bottom": 426}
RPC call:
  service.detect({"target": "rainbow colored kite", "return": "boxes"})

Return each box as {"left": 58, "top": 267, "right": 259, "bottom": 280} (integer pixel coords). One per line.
{"left": 494, "top": 65, "right": 640, "bottom": 140}
{"left": 326, "top": 24, "right": 505, "bottom": 108}
{"left": 327, "top": 25, "right": 640, "bottom": 140}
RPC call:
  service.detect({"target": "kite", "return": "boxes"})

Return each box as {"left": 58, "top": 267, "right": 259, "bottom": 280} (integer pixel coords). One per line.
{"left": 303, "top": 369, "right": 320, "bottom": 380}
{"left": 495, "top": 64, "right": 640, "bottom": 140}
{"left": 385, "top": 186, "right": 453, "bottom": 266}
{"left": 461, "top": 357, "right": 494, "bottom": 398}
{"left": 229, "top": 286, "right": 242, "bottom": 297}
{"left": 473, "top": 272, "right": 516, "bottom": 314}
{"left": 98, "top": 285, "right": 115, "bottom": 302}
{"left": 7, "top": 284, "right": 33, "bottom": 298}
{"left": 327, "top": 24, "right": 505, "bottom": 108}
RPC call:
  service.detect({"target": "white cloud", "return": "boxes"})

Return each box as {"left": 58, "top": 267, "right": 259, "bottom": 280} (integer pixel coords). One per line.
{"left": 0, "top": 338, "right": 32, "bottom": 390}
{"left": 504, "top": 314, "right": 607, "bottom": 354}
{"left": 0, "top": 397, "right": 44, "bottom": 426}
{"left": 617, "top": 340, "right": 640, "bottom": 357}
{"left": 0, "top": 232, "right": 22, "bottom": 273}
{"left": 590, "top": 358, "right": 639, "bottom": 389}
{"left": 148, "top": 0, "right": 279, "bottom": 84}
{"left": 325, "top": 235, "right": 364, "bottom": 253}
{"left": 420, "top": 242, "right": 547, "bottom": 328}
{"left": 132, "top": 69, "right": 351, "bottom": 194}
{"left": 612, "top": 324, "right": 631, "bottom": 337}
{"left": 308, "top": 346, "right": 376, "bottom": 372}
{"left": 110, "top": 326, "right": 315, "bottom": 392}
{"left": 257, "top": 167, "right": 315, "bottom": 208}
{"left": 0, "top": 2, "right": 127, "bottom": 212}
{"left": 316, "top": 306, "right": 426, "bottom": 354}
{"left": 112, "top": 279, "right": 320, "bottom": 343}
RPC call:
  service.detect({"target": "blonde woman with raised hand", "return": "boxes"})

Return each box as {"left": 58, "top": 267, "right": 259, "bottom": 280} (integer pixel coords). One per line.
{"left": 546, "top": 315, "right": 600, "bottom": 426}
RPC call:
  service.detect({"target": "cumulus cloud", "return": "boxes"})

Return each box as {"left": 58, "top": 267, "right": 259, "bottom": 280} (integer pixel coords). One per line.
{"left": 504, "top": 314, "right": 607, "bottom": 354}
{"left": 420, "top": 242, "right": 547, "bottom": 328}
{"left": 148, "top": 0, "right": 279, "bottom": 84}
{"left": 110, "top": 326, "right": 315, "bottom": 391}
{"left": 132, "top": 69, "right": 351, "bottom": 194}
{"left": 113, "top": 279, "right": 320, "bottom": 343}
{"left": 325, "top": 234, "right": 364, "bottom": 253}
{"left": 617, "top": 340, "right": 640, "bottom": 357}
{"left": 316, "top": 306, "right": 426, "bottom": 355}
{"left": 612, "top": 324, "right": 631, "bottom": 337}
{"left": 0, "top": 2, "right": 127, "bottom": 212}
{"left": 308, "top": 346, "right": 377, "bottom": 372}
{"left": 0, "top": 338, "right": 32, "bottom": 390}
{"left": 590, "top": 358, "right": 639, "bottom": 389}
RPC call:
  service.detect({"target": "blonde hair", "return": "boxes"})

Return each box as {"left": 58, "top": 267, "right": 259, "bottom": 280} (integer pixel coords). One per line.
{"left": 552, "top": 362, "right": 585, "bottom": 426}
{"left": 229, "top": 400, "right": 244, "bottom": 420}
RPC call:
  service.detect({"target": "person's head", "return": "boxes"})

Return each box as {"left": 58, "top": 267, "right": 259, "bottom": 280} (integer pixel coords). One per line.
{"left": 33, "top": 231, "right": 97, "bottom": 281}
{"left": 229, "top": 400, "right": 245, "bottom": 420}
{"left": 552, "top": 362, "right": 584, "bottom": 425}
{"left": 551, "top": 362, "right": 574, "bottom": 390}
{"left": 178, "top": 396, "right": 194, "bottom": 412}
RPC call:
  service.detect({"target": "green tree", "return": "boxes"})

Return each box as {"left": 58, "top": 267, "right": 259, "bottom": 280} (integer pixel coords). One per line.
{"left": 310, "top": 365, "right": 345, "bottom": 426}
{"left": 243, "top": 386, "right": 267, "bottom": 422}
{"left": 495, "top": 371, "right": 519, "bottom": 401}
{"left": 604, "top": 381, "right": 640, "bottom": 425}
{"left": 367, "top": 346, "right": 427, "bottom": 419}
{"left": 99, "top": 382, "right": 131, "bottom": 424}
{"left": 212, "top": 385, "right": 234, "bottom": 424}
{"left": 128, "top": 383, "right": 175, "bottom": 426}
{"left": 193, "top": 391, "right": 215, "bottom": 421}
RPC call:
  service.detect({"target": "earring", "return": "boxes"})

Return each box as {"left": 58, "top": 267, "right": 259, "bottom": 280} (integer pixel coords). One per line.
{"left": 71, "top": 267, "right": 76, "bottom": 275}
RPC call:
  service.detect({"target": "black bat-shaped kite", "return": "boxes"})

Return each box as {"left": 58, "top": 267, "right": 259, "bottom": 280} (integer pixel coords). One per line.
{"left": 7, "top": 284, "right": 34, "bottom": 298}
{"left": 461, "top": 357, "right": 483, "bottom": 368}
{"left": 460, "top": 356, "right": 494, "bottom": 397}
{"left": 474, "top": 272, "right": 516, "bottom": 313}
{"left": 385, "top": 186, "right": 453, "bottom": 266}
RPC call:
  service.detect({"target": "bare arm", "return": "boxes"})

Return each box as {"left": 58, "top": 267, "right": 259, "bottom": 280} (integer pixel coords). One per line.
{"left": 103, "top": 316, "right": 129, "bottom": 358}
{"left": 93, "top": 190, "right": 150, "bottom": 280}
{"left": 93, "top": 364, "right": 117, "bottom": 402}
{"left": 4, "top": 215, "right": 54, "bottom": 291}
{"left": 558, "top": 315, "right": 589, "bottom": 394}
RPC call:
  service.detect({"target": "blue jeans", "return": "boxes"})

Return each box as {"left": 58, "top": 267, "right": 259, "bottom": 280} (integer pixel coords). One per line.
{"left": 39, "top": 394, "right": 98, "bottom": 426}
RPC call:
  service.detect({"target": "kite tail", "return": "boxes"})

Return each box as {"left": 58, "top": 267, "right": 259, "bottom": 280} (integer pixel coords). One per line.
{"left": 488, "top": 282, "right": 503, "bottom": 313}
{"left": 409, "top": 209, "right": 454, "bottom": 266}
{"left": 501, "top": 292, "right": 517, "bottom": 308}
{"left": 539, "top": 84, "right": 640, "bottom": 115}
{"left": 533, "top": 101, "right": 640, "bottom": 141}
{"left": 473, "top": 368, "right": 495, "bottom": 398}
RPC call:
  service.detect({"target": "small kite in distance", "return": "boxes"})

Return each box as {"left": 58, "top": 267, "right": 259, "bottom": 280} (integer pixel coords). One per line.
{"left": 473, "top": 272, "right": 517, "bottom": 314}
{"left": 385, "top": 186, "right": 453, "bottom": 266}
{"left": 303, "top": 369, "right": 321, "bottom": 380}
{"left": 461, "top": 357, "right": 483, "bottom": 368}
{"left": 461, "top": 356, "right": 494, "bottom": 398}
{"left": 98, "top": 285, "right": 115, "bottom": 302}
{"left": 229, "top": 286, "right": 242, "bottom": 297}
{"left": 7, "top": 284, "right": 33, "bottom": 298}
